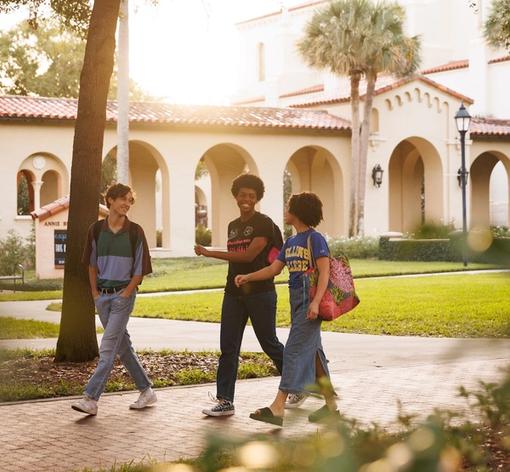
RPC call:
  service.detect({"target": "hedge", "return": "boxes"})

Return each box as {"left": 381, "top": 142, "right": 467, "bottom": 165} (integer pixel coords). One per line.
{"left": 379, "top": 235, "right": 510, "bottom": 265}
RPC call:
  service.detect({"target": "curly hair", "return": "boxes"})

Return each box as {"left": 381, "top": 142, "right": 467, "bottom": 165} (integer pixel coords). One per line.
{"left": 230, "top": 173, "right": 265, "bottom": 201}
{"left": 104, "top": 183, "right": 135, "bottom": 209}
{"left": 287, "top": 192, "right": 323, "bottom": 227}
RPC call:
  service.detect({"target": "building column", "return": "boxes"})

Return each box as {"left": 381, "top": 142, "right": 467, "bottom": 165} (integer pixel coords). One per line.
{"left": 258, "top": 162, "right": 285, "bottom": 231}
{"left": 32, "top": 180, "right": 43, "bottom": 211}
{"left": 168, "top": 167, "right": 195, "bottom": 256}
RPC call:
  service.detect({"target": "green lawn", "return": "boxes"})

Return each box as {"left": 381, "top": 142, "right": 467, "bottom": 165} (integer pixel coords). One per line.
{"left": 0, "top": 290, "right": 62, "bottom": 302}
{"left": 0, "top": 317, "right": 61, "bottom": 339}
{"left": 0, "top": 258, "right": 498, "bottom": 302}
{"left": 109, "top": 273, "right": 510, "bottom": 338}
{"left": 0, "top": 317, "right": 103, "bottom": 339}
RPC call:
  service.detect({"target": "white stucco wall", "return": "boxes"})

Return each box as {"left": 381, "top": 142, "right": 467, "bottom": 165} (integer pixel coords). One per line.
{"left": 1, "top": 120, "right": 351, "bottom": 259}
{"left": 234, "top": 0, "right": 508, "bottom": 122}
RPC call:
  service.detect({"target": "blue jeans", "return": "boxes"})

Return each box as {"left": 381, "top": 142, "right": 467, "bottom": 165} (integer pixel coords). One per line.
{"left": 84, "top": 290, "right": 151, "bottom": 401}
{"left": 217, "top": 291, "right": 284, "bottom": 402}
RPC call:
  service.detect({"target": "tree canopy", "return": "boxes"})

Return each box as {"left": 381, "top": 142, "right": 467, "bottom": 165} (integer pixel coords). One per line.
{"left": 0, "top": 5, "right": 155, "bottom": 99}
{"left": 0, "top": 19, "right": 84, "bottom": 97}
{"left": 0, "top": 0, "right": 91, "bottom": 37}
{"left": 484, "top": 0, "right": 510, "bottom": 51}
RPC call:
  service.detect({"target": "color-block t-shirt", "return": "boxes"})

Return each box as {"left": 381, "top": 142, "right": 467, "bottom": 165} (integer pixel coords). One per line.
{"left": 277, "top": 229, "right": 329, "bottom": 289}
{"left": 225, "top": 212, "right": 278, "bottom": 296}
{"left": 82, "top": 217, "right": 152, "bottom": 289}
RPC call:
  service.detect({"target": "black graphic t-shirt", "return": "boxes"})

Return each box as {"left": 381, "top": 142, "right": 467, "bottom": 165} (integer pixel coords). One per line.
{"left": 225, "top": 212, "right": 277, "bottom": 296}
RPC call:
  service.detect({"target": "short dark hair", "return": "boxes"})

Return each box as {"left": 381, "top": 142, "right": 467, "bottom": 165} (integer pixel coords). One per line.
{"left": 231, "top": 173, "right": 265, "bottom": 201}
{"left": 105, "top": 183, "right": 135, "bottom": 209}
{"left": 288, "top": 192, "right": 323, "bottom": 227}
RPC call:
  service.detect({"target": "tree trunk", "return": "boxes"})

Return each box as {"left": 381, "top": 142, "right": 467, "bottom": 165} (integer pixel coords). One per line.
{"left": 357, "top": 70, "right": 377, "bottom": 236}
{"left": 55, "top": 0, "right": 121, "bottom": 362}
{"left": 348, "top": 72, "right": 361, "bottom": 237}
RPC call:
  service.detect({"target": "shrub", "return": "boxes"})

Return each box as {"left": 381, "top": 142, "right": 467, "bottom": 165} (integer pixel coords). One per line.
{"left": 380, "top": 234, "right": 510, "bottom": 265}
{"left": 189, "top": 369, "right": 510, "bottom": 472}
{"left": 379, "top": 237, "right": 453, "bottom": 261}
{"left": 328, "top": 236, "right": 379, "bottom": 259}
{"left": 0, "top": 230, "right": 34, "bottom": 275}
{"left": 412, "top": 221, "right": 455, "bottom": 239}
{"left": 195, "top": 224, "right": 212, "bottom": 246}
{"left": 491, "top": 225, "right": 510, "bottom": 238}
{"left": 175, "top": 368, "right": 215, "bottom": 385}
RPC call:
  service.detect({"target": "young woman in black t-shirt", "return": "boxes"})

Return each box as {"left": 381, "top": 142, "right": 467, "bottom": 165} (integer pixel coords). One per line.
{"left": 195, "top": 173, "right": 284, "bottom": 417}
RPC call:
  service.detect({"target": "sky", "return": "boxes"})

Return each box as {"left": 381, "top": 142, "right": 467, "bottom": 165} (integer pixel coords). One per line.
{"left": 0, "top": 0, "right": 308, "bottom": 104}
{"left": 129, "top": 0, "right": 287, "bottom": 104}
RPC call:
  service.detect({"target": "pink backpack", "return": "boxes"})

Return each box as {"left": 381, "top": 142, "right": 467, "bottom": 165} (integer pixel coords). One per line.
{"left": 306, "top": 235, "right": 360, "bottom": 321}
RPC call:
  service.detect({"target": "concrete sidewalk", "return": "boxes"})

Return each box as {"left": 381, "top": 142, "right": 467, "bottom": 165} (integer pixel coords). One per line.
{"left": 1, "top": 298, "right": 509, "bottom": 373}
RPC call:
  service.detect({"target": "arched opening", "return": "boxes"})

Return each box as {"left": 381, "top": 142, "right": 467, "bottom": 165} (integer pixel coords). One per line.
{"left": 470, "top": 151, "right": 510, "bottom": 228}
{"left": 388, "top": 137, "right": 443, "bottom": 233}
{"left": 17, "top": 154, "right": 68, "bottom": 213}
{"left": 102, "top": 141, "right": 169, "bottom": 248}
{"left": 16, "top": 170, "right": 34, "bottom": 215}
{"left": 198, "top": 143, "right": 258, "bottom": 246}
{"left": 101, "top": 151, "right": 118, "bottom": 203}
{"left": 195, "top": 185, "right": 208, "bottom": 228}
{"left": 284, "top": 146, "right": 344, "bottom": 237}
{"left": 40, "top": 170, "right": 60, "bottom": 207}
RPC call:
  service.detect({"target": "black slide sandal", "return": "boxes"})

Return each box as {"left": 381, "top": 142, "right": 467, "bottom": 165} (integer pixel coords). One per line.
{"left": 249, "top": 407, "right": 283, "bottom": 427}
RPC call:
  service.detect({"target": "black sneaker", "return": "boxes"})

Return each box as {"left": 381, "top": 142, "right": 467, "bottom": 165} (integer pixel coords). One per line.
{"left": 202, "top": 394, "right": 235, "bottom": 417}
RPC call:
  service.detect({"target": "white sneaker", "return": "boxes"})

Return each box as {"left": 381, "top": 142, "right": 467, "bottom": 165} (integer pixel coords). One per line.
{"left": 285, "top": 392, "right": 308, "bottom": 409}
{"left": 71, "top": 396, "right": 98, "bottom": 415}
{"left": 129, "top": 387, "right": 157, "bottom": 410}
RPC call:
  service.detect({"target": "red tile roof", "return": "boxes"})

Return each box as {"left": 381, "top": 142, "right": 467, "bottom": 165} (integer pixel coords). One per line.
{"left": 421, "top": 60, "right": 469, "bottom": 75}
{"left": 280, "top": 84, "right": 324, "bottom": 99}
{"left": 488, "top": 55, "right": 510, "bottom": 65}
{"left": 290, "top": 75, "right": 474, "bottom": 107}
{"left": 470, "top": 117, "right": 510, "bottom": 137}
{"left": 31, "top": 196, "right": 108, "bottom": 221}
{"left": 420, "top": 55, "right": 510, "bottom": 74}
{"left": 0, "top": 95, "right": 351, "bottom": 132}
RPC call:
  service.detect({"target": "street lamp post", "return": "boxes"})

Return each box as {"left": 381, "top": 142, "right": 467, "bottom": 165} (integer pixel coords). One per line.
{"left": 454, "top": 102, "right": 472, "bottom": 267}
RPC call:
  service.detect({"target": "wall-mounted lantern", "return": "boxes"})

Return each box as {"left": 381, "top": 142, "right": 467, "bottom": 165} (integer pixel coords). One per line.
{"left": 371, "top": 164, "right": 384, "bottom": 188}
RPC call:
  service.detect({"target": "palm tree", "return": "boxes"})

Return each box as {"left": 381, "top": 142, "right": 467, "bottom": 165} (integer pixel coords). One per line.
{"left": 484, "top": 0, "right": 510, "bottom": 51}
{"left": 298, "top": 0, "right": 421, "bottom": 236}
{"left": 357, "top": 2, "right": 421, "bottom": 235}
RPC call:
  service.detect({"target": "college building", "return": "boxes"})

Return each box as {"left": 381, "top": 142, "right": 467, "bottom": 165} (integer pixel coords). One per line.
{"left": 0, "top": 0, "right": 508, "bottom": 275}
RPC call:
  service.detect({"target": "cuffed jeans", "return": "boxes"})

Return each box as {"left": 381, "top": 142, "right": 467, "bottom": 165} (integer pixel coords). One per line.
{"left": 84, "top": 290, "right": 151, "bottom": 401}
{"left": 217, "top": 290, "right": 284, "bottom": 402}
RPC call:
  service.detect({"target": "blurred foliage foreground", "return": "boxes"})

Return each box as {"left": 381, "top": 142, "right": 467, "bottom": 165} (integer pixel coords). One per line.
{"left": 159, "top": 368, "right": 510, "bottom": 472}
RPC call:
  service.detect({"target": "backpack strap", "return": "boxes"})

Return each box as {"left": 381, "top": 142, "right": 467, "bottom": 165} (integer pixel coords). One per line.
{"left": 128, "top": 222, "right": 139, "bottom": 260}
{"left": 92, "top": 219, "right": 104, "bottom": 247}
{"left": 306, "top": 233, "right": 316, "bottom": 270}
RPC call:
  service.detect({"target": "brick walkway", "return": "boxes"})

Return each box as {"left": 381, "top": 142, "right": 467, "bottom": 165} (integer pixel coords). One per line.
{"left": 0, "top": 358, "right": 507, "bottom": 472}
